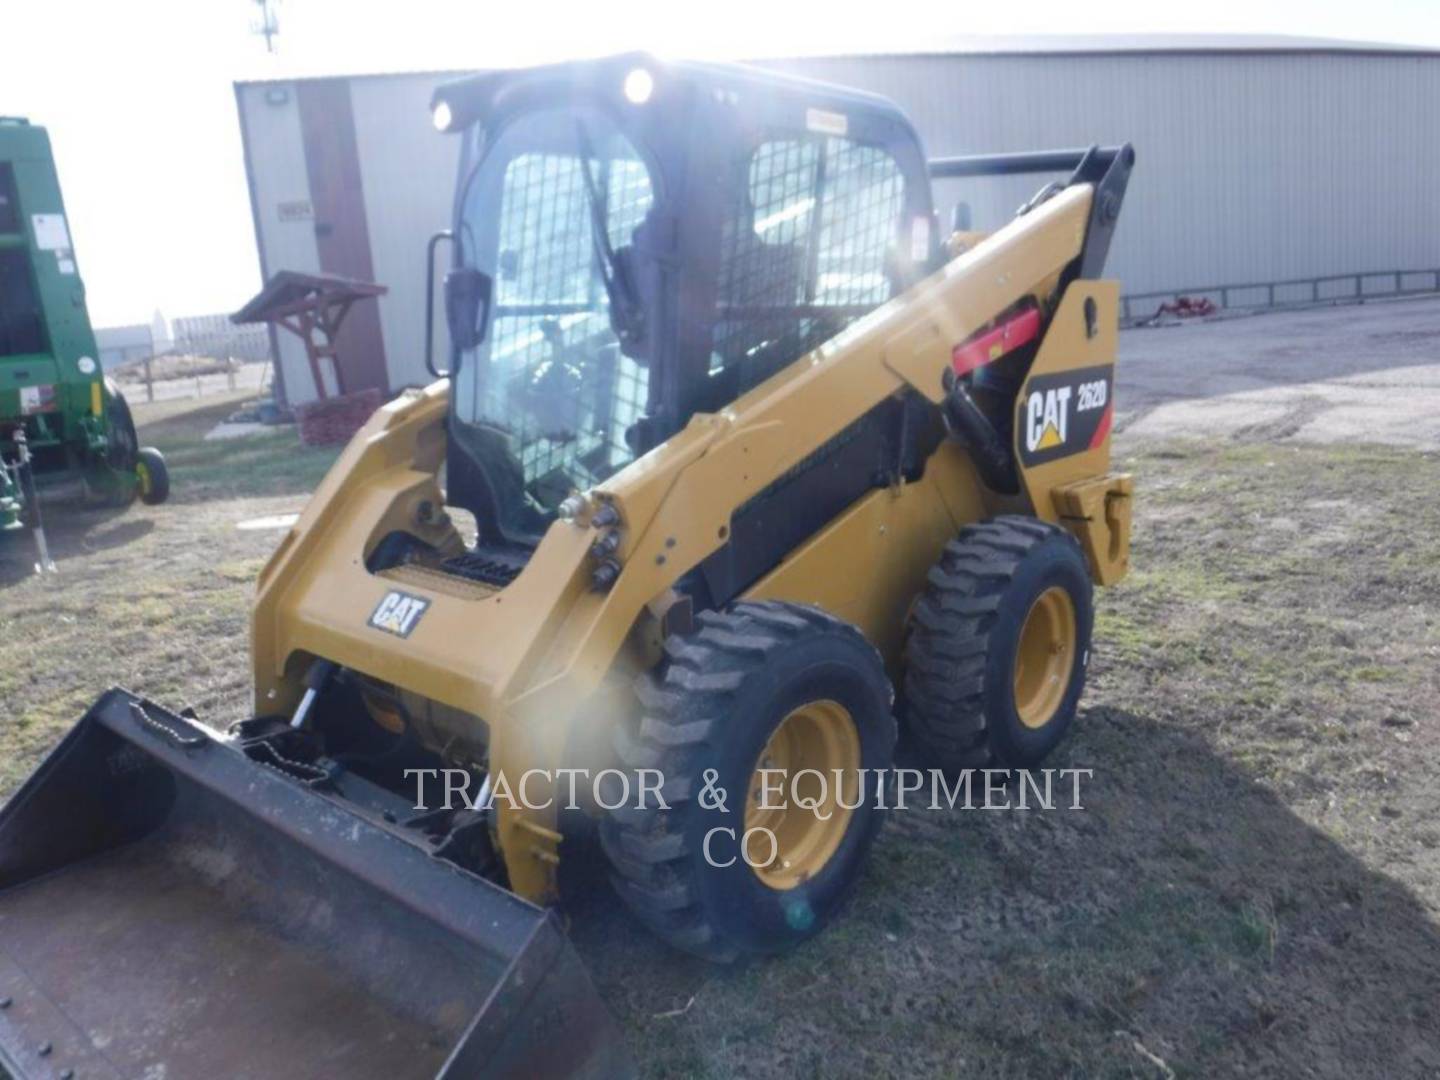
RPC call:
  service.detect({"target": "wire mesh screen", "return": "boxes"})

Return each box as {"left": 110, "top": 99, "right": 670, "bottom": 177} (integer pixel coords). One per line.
{"left": 816, "top": 141, "right": 904, "bottom": 306}
{"left": 465, "top": 148, "right": 653, "bottom": 504}
{"left": 712, "top": 136, "right": 905, "bottom": 394}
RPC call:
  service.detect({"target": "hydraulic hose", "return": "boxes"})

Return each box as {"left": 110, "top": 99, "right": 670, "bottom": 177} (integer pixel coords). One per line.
{"left": 941, "top": 369, "right": 1020, "bottom": 495}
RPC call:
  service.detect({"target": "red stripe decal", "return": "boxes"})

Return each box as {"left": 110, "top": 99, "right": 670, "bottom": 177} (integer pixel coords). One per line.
{"left": 1089, "top": 401, "right": 1114, "bottom": 448}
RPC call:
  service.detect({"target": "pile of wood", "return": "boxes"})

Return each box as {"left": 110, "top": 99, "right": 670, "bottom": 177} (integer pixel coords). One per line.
{"left": 113, "top": 353, "right": 245, "bottom": 383}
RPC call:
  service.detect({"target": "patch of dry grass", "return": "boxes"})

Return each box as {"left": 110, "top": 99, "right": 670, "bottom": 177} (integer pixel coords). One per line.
{"left": 578, "top": 438, "right": 1440, "bottom": 1079}
{"left": 0, "top": 397, "right": 338, "bottom": 792}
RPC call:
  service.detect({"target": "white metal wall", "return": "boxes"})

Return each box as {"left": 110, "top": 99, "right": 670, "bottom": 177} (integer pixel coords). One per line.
{"left": 235, "top": 82, "right": 324, "bottom": 399}
{"left": 238, "top": 51, "right": 1440, "bottom": 394}
{"left": 770, "top": 53, "right": 1440, "bottom": 303}
{"left": 349, "top": 75, "right": 461, "bottom": 390}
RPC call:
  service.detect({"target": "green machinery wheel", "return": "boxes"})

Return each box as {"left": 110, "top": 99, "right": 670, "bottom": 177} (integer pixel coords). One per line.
{"left": 104, "top": 378, "right": 139, "bottom": 472}
{"left": 135, "top": 447, "right": 170, "bottom": 505}
{"left": 85, "top": 381, "right": 150, "bottom": 507}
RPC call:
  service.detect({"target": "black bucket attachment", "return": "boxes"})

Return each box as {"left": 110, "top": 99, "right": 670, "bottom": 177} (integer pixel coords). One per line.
{"left": 0, "top": 690, "right": 633, "bottom": 1079}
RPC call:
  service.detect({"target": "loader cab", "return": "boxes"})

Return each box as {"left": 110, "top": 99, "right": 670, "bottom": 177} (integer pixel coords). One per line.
{"left": 431, "top": 54, "right": 935, "bottom": 547}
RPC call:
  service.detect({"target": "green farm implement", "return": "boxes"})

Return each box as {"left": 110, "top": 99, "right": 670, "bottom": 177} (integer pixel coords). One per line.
{"left": 1, "top": 117, "right": 168, "bottom": 572}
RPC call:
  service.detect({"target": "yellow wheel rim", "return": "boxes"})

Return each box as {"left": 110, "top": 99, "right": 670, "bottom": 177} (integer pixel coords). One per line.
{"left": 135, "top": 461, "right": 151, "bottom": 497}
{"left": 1013, "top": 586, "right": 1077, "bottom": 729}
{"left": 743, "top": 700, "right": 860, "bottom": 891}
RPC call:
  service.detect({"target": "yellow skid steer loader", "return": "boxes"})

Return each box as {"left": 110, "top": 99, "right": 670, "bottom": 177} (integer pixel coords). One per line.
{"left": 0, "top": 54, "right": 1133, "bottom": 1078}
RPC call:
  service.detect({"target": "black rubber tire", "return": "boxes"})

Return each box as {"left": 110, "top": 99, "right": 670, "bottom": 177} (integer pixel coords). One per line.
{"left": 601, "top": 600, "right": 896, "bottom": 962}
{"left": 136, "top": 447, "right": 170, "bottom": 505}
{"left": 904, "top": 515, "right": 1093, "bottom": 770}
{"left": 104, "top": 379, "right": 139, "bottom": 471}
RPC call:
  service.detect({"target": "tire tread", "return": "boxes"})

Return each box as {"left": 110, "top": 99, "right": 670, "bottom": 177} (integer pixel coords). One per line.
{"left": 602, "top": 600, "right": 893, "bottom": 962}
{"left": 903, "top": 515, "right": 1084, "bottom": 768}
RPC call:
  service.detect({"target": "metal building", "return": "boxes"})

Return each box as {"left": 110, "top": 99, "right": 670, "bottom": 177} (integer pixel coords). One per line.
{"left": 94, "top": 323, "right": 154, "bottom": 372}
{"left": 235, "top": 35, "right": 1440, "bottom": 406}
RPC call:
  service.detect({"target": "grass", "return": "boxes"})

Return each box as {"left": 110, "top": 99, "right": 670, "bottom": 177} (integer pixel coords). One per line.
{"left": 0, "top": 395, "right": 340, "bottom": 793}
{"left": 137, "top": 393, "right": 339, "bottom": 500}
{"left": 580, "top": 437, "right": 1440, "bottom": 1079}
{"left": 3, "top": 406, "right": 1440, "bottom": 1077}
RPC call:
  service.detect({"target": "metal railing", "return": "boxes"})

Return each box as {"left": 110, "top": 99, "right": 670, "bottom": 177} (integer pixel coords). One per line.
{"left": 1122, "top": 268, "right": 1440, "bottom": 324}
{"left": 171, "top": 316, "right": 271, "bottom": 362}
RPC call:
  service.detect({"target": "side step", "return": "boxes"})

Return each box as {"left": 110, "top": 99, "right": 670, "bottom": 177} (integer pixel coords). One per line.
{"left": 0, "top": 689, "right": 633, "bottom": 1079}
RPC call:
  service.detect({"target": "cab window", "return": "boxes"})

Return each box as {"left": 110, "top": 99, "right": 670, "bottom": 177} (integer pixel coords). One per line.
{"left": 711, "top": 135, "right": 905, "bottom": 393}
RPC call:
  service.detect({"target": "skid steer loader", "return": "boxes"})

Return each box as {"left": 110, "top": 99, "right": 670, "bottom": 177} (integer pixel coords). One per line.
{"left": 0, "top": 54, "right": 1134, "bottom": 1077}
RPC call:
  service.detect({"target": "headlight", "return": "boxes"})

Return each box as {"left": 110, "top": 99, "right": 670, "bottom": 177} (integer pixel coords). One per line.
{"left": 623, "top": 68, "right": 654, "bottom": 105}
{"left": 77, "top": 356, "right": 97, "bottom": 375}
{"left": 432, "top": 101, "right": 454, "bottom": 132}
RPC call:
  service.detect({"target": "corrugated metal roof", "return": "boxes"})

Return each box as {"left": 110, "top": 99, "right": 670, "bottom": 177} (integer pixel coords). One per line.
{"left": 873, "top": 33, "right": 1440, "bottom": 58}
{"left": 234, "top": 34, "right": 1440, "bottom": 87}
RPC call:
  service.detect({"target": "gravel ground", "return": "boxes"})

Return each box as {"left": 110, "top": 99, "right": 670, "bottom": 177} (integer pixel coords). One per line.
{"left": 1117, "top": 295, "right": 1440, "bottom": 448}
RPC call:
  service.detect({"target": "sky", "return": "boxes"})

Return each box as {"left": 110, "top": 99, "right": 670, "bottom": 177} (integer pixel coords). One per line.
{"left": 3, "top": 0, "right": 1439, "bottom": 328}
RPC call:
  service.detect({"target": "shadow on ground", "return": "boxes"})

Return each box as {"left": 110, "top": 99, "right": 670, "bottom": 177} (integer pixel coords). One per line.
{"left": 565, "top": 705, "right": 1440, "bottom": 1079}
{"left": 1, "top": 395, "right": 336, "bottom": 586}
{"left": 0, "top": 508, "right": 153, "bottom": 587}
